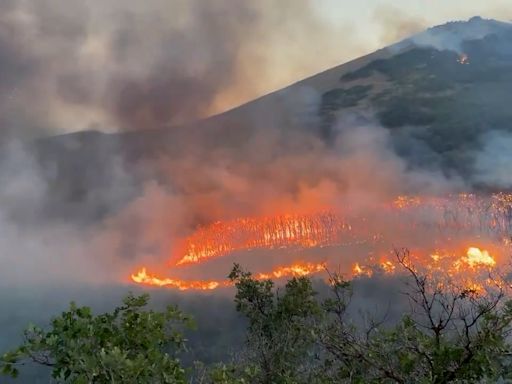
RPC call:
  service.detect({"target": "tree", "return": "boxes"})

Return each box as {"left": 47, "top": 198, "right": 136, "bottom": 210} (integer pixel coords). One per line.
{"left": 206, "top": 256, "right": 512, "bottom": 383}
{"left": 4, "top": 255, "right": 512, "bottom": 384}
{"left": 226, "top": 264, "right": 323, "bottom": 384}
{"left": 1, "top": 293, "right": 192, "bottom": 383}
{"left": 319, "top": 249, "right": 512, "bottom": 383}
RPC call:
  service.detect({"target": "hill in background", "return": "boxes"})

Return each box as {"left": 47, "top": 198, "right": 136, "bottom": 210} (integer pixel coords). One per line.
{"left": 28, "top": 16, "right": 512, "bottom": 222}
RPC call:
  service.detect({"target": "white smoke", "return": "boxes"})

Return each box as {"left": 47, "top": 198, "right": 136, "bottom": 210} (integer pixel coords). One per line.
{"left": 474, "top": 130, "right": 512, "bottom": 188}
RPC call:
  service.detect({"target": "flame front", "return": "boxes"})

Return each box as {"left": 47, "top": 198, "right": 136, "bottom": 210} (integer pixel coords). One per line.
{"left": 176, "top": 193, "right": 512, "bottom": 268}
{"left": 131, "top": 268, "right": 224, "bottom": 291}
{"left": 176, "top": 213, "right": 353, "bottom": 266}
{"left": 131, "top": 262, "right": 326, "bottom": 290}
{"left": 130, "top": 193, "right": 512, "bottom": 291}
{"left": 465, "top": 247, "right": 496, "bottom": 268}
{"left": 353, "top": 246, "right": 498, "bottom": 281}
{"left": 256, "top": 262, "right": 325, "bottom": 280}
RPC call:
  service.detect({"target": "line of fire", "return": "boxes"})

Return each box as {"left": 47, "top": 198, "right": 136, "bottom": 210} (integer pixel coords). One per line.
{"left": 131, "top": 193, "right": 512, "bottom": 291}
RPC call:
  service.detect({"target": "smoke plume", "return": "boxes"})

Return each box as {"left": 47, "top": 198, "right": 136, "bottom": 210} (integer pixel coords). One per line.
{"left": 0, "top": 0, "right": 356, "bottom": 137}
{"left": 1, "top": 5, "right": 511, "bottom": 383}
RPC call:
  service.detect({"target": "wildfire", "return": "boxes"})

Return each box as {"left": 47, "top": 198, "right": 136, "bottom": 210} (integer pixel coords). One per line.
{"left": 393, "top": 195, "right": 422, "bottom": 209}
{"left": 464, "top": 247, "right": 496, "bottom": 268}
{"left": 352, "top": 262, "right": 372, "bottom": 277}
{"left": 131, "top": 262, "right": 326, "bottom": 290}
{"left": 458, "top": 53, "right": 469, "bottom": 64}
{"left": 352, "top": 246, "right": 498, "bottom": 287}
{"left": 175, "top": 193, "right": 512, "bottom": 268}
{"left": 176, "top": 212, "right": 354, "bottom": 266}
{"left": 130, "top": 193, "right": 512, "bottom": 291}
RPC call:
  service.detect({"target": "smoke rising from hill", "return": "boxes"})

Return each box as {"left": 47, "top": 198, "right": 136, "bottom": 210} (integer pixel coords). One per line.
{"left": 0, "top": 0, "right": 355, "bottom": 137}
{"left": 2, "top": 1, "right": 509, "bottom": 139}
{"left": 1, "top": 8, "right": 512, "bottom": 382}
{"left": 0, "top": 10, "right": 509, "bottom": 294}
{"left": 474, "top": 131, "right": 512, "bottom": 189}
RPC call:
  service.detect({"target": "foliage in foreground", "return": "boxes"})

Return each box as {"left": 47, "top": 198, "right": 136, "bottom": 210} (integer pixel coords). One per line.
{"left": 1, "top": 293, "right": 192, "bottom": 383}
{"left": 3, "top": 250, "right": 512, "bottom": 383}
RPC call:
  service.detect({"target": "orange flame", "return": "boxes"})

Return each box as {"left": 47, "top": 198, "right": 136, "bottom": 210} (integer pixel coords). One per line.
{"left": 131, "top": 262, "right": 326, "bottom": 290}
{"left": 465, "top": 247, "right": 496, "bottom": 268}
{"left": 130, "top": 193, "right": 512, "bottom": 291}
{"left": 131, "top": 268, "right": 224, "bottom": 290}
{"left": 352, "top": 246, "right": 498, "bottom": 290}
{"left": 175, "top": 193, "right": 512, "bottom": 267}
{"left": 256, "top": 262, "right": 325, "bottom": 280}
{"left": 176, "top": 212, "right": 354, "bottom": 266}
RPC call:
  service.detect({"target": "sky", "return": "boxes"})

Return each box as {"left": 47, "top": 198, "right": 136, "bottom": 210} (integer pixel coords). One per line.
{"left": 315, "top": 0, "right": 512, "bottom": 65}
{"left": 1, "top": 0, "right": 511, "bottom": 137}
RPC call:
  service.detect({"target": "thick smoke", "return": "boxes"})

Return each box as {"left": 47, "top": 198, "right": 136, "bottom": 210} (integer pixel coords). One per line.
{"left": 373, "top": 5, "right": 428, "bottom": 44}
{"left": 0, "top": 0, "right": 357, "bottom": 137}
{"left": 473, "top": 130, "right": 512, "bottom": 188}
{"left": 1, "top": 1, "right": 511, "bottom": 139}
{"left": 93, "top": 110, "right": 467, "bottom": 283}
{"left": 408, "top": 16, "right": 511, "bottom": 52}
{"left": 0, "top": 4, "right": 511, "bottom": 382}
{"left": 0, "top": 141, "right": 132, "bottom": 287}
{"left": 0, "top": 0, "right": 363, "bottom": 288}
{"left": 0, "top": 84, "right": 465, "bottom": 290}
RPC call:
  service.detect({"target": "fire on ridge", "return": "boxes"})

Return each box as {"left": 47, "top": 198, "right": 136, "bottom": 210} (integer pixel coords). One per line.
{"left": 175, "top": 212, "right": 355, "bottom": 266}
{"left": 130, "top": 193, "right": 512, "bottom": 291}
{"left": 131, "top": 262, "right": 326, "bottom": 291}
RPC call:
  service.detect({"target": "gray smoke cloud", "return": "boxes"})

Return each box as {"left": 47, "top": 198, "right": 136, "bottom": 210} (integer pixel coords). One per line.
{"left": 408, "top": 16, "right": 511, "bottom": 52}
{"left": 474, "top": 130, "right": 512, "bottom": 188}
{"left": 1, "top": 1, "right": 511, "bottom": 140}
{"left": 0, "top": 0, "right": 356, "bottom": 137}
{"left": 0, "top": 5, "right": 511, "bottom": 382}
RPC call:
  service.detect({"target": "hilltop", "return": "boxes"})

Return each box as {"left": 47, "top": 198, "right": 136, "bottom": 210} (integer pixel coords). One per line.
{"left": 31, "top": 17, "right": 512, "bottom": 221}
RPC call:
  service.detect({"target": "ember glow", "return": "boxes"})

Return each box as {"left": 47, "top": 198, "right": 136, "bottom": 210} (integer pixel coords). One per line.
{"left": 131, "top": 262, "right": 326, "bottom": 290}
{"left": 255, "top": 262, "right": 326, "bottom": 280}
{"left": 352, "top": 246, "right": 498, "bottom": 280}
{"left": 465, "top": 247, "right": 496, "bottom": 268}
{"left": 132, "top": 268, "right": 224, "bottom": 290}
{"left": 130, "top": 193, "right": 512, "bottom": 291}
{"left": 175, "top": 212, "right": 353, "bottom": 266}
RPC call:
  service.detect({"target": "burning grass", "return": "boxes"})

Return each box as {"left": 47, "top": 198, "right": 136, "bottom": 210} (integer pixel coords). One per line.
{"left": 131, "top": 193, "right": 512, "bottom": 291}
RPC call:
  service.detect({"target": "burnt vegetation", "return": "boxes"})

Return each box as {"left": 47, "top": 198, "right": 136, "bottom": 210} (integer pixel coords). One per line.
{"left": 3, "top": 16, "right": 512, "bottom": 384}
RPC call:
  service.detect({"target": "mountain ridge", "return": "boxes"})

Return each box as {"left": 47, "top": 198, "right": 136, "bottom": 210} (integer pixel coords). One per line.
{"left": 27, "top": 16, "right": 512, "bottom": 222}
{"left": 40, "top": 16, "right": 512, "bottom": 140}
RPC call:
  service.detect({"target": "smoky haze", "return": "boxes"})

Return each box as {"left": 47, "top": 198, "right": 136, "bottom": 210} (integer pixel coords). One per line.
{"left": 1, "top": 1, "right": 512, "bottom": 138}
{"left": 0, "top": 4, "right": 512, "bottom": 382}
{"left": 0, "top": 0, "right": 360, "bottom": 137}
{"left": 0, "top": 10, "right": 508, "bottom": 302}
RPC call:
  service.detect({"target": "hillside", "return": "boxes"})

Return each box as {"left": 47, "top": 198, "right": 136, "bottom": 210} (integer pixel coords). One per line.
{"left": 31, "top": 16, "right": 512, "bottom": 222}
